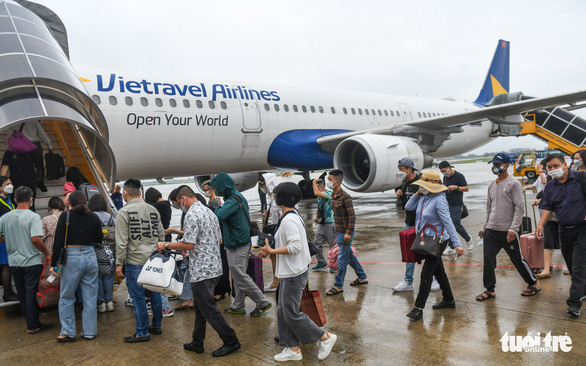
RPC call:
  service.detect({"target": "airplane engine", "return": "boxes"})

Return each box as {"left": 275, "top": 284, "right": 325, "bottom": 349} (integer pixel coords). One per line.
{"left": 194, "top": 172, "right": 260, "bottom": 193}
{"left": 333, "top": 135, "right": 424, "bottom": 192}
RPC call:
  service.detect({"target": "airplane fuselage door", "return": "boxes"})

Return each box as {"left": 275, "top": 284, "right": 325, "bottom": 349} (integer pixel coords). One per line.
{"left": 399, "top": 103, "right": 413, "bottom": 122}
{"left": 234, "top": 85, "right": 262, "bottom": 133}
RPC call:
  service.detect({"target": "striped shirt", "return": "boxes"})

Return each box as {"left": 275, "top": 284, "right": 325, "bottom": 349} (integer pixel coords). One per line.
{"left": 331, "top": 189, "right": 356, "bottom": 235}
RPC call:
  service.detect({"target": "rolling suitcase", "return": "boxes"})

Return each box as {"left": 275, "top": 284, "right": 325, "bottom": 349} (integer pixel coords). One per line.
{"left": 521, "top": 191, "right": 532, "bottom": 234}
{"left": 520, "top": 233, "right": 544, "bottom": 271}
{"left": 232, "top": 253, "right": 264, "bottom": 296}
{"left": 399, "top": 227, "right": 423, "bottom": 263}
{"left": 45, "top": 152, "right": 65, "bottom": 180}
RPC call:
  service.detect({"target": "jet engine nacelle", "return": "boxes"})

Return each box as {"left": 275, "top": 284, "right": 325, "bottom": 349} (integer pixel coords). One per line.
{"left": 194, "top": 171, "right": 260, "bottom": 193}
{"left": 333, "top": 135, "right": 424, "bottom": 192}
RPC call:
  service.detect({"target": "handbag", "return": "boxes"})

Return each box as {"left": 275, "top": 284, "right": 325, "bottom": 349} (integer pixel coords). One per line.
{"left": 262, "top": 207, "right": 278, "bottom": 236}
{"left": 94, "top": 242, "right": 115, "bottom": 274}
{"left": 137, "top": 250, "right": 184, "bottom": 295}
{"left": 461, "top": 204, "right": 469, "bottom": 219}
{"left": 282, "top": 210, "right": 320, "bottom": 256}
{"left": 36, "top": 260, "right": 60, "bottom": 308}
{"left": 7, "top": 124, "right": 37, "bottom": 154}
{"left": 299, "top": 284, "right": 327, "bottom": 327}
{"left": 55, "top": 211, "right": 70, "bottom": 267}
{"left": 411, "top": 224, "right": 444, "bottom": 257}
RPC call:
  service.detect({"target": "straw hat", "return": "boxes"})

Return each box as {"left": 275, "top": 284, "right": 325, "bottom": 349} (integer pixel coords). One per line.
{"left": 413, "top": 170, "right": 447, "bottom": 193}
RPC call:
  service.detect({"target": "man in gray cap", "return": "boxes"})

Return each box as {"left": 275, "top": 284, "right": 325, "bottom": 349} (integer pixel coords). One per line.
{"left": 392, "top": 157, "right": 440, "bottom": 292}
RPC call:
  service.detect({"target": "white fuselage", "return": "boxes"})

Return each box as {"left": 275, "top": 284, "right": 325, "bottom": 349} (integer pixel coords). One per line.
{"left": 81, "top": 70, "right": 494, "bottom": 180}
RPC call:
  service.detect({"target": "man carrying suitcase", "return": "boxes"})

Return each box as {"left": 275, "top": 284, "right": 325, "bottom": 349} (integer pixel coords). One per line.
{"left": 476, "top": 153, "right": 539, "bottom": 302}
{"left": 536, "top": 153, "right": 586, "bottom": 317}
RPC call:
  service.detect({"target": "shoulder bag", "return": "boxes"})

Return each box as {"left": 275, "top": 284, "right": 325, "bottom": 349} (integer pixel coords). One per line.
{"left": 282, "top": 210, "right": 320, "bottom": 257}
{"left": 299, "top": 283, "right": 326, "bottom": 327}
{"left": 229, "top": 194, "right": 261, "bottom": 237}
{"left": 410, "top": 197, "right": 444, "bottom": 257}
{"left": 7, "top": 124, "right": 37, "bottom": 154}
{"left": 55, "top": 211, "right": 70, "bottom": 266}
{"left": 137, "top": 250, "right": 184, "bottom": 295}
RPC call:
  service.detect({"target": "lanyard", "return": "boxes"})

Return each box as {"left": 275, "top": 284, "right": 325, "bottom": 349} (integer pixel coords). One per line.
{"left": 0, "top": 196, "right": 14, "bottom": 211}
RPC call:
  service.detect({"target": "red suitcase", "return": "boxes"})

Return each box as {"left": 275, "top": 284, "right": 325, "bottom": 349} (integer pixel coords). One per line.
{"left": 399, "top": 227, "right": 423, "bottom": 263}
{"left": 520, "top": 233, "right": 544, "bottom": 271}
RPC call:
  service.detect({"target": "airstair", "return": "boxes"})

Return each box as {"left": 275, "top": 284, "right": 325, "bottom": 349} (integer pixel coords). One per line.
{"left": 520, "top": 108, "right": 586, "bottom": 155}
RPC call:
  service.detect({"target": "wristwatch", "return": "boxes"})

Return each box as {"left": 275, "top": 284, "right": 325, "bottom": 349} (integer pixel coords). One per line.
{"left": 164, "top": 242, "right": 170, "bottom": 249}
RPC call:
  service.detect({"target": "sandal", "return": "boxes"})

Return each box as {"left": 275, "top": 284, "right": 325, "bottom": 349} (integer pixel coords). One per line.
{"left": 250, "top": 303, "right": 272, "bottom": 317}
{"left": 223, "top": 307, "right": 246, "bottom": 315}
{"left": 350, "top": 278, "right": 368, "bottom": 286}
{"left": 476, "top": 291, "right": 496, "bottom": 301}
{"left": 175, "top": 302, "right": 194, "bottom": 311}
{"left": 535, "top": 272, "right": 550, "bottom": 279}
{"left": 326, "top": 287, "right": 343, "bottom": 296}
{"left": 57, "top": 335, "right": 75, "bottom": 342}
{"left": 521, "top": 285, "right": 541, "bottom": 296}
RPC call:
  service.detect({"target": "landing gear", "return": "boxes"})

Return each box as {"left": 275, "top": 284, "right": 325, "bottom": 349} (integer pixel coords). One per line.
{"left": 296, "top": 171, "right": 317, "bottom": 199}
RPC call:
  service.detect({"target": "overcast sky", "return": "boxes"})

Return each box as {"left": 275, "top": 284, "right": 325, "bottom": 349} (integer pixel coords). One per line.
{"left": 31, "top": 0, "right": 586, "bottom": 154}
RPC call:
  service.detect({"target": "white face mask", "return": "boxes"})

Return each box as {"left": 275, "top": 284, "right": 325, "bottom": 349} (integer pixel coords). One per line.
{"left": 492, "top": 165, "right": 506, "bottom": 175}
{"left": 419, "top": 188, "right": 429, "bottom": 195}
{"left": 548, "top": 166, "right": 565, "bottom": 179}
{"left": 441, "top": 171, "right": 450, "bottom": 177}
{"left": 326, "top": 181, "right": 335, "bottom": 190}
{"left": 203, "top": 191, "right": 211, "bottom": 198}
{"left": 3, "top": 184, "right": 13, "bottom": 194}
{"left": 396, "top": 171, "right": 407, "bottom": 180}
{"left": 574, "top": 160, "right": 584, "bottom": 168}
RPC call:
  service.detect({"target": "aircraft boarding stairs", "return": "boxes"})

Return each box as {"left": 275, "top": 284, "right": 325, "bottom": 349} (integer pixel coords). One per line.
{"left": 520, "top": 108, "right": 586, "bottom": 155}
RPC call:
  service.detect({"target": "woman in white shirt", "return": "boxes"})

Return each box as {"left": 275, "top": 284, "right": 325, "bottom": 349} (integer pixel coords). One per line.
{"left": 260, "top": 182, "right": 337, "bottom": 362}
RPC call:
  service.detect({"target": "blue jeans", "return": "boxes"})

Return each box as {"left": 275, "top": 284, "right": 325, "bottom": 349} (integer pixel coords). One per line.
{"left": 59, "top": 247, "right": 99, "bottom": 338}
{"left": 160, "top": 293, "right": 171, "bottom": 312}
{"left": 179, "top": 258, "right": 193, "bottom": 300}
{"left": 449, "top": 205, "right": 471, "bottom": 242}
{"left": 125, "top": 264, "right": 163, "bottom": 337}
{"left": 334, "top": 232, "right": 367, "bottom": 288}
{"left": 404, "top": 223, "right": 415, "bottom": 285}
{"left": 98, "top": 270, "right": 115, "bottom": 303}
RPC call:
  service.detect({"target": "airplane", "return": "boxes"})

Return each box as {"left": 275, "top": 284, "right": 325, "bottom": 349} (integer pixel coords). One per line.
{"left": 2, "top": 0, "right": 586, "bottom": 206}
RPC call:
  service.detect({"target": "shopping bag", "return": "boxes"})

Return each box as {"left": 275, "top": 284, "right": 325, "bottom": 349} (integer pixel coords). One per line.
{"left": 137, "top": 250, "right": 183, "bottom": 295}
{"left": 300, "top": 289, "right": 327, "bottom": 327}
{"left": 327, "top": 244, "right": 357, "bottom": 271}
{"left": 36, "top": 260, "right": 60, "bottom": 308}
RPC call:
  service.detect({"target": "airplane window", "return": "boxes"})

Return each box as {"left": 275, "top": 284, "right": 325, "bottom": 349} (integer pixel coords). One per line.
{"left": 331, "top": 107, "right": 335, "bottom": 114}
{"left": 221, "top": 101, "right": 227, "bottom": 110}
{"left": 209, "top": 101, "right": 216, "bottom": 109}
{"left": 310, "top": 106, "right": 315, "bottom": 113}
{"left": 264, "top": 103, "right": 270, "bottom": 111}
{"left": 140, "top": 97, "right": 148, "bottom": 107}
{"left": 358, "top": 108, "right": 363, "bottom": 115}
{"left": 418, "top": 112, "right": 422, "bottom": 118}
{"left": 125, "top": 96, "right": 133, "bottom": 106}
{"left": 284, "top": 104, "right": 289, "bottom": 112}
{"left": 183, "top": 99, "right": 190, "bottom": 108}
{"left": 169, "top": 99, "right": 177, "bottom": 108}
{"left": 351, "top": 108, "right": 355, "bottom": 115}
{"left": 319, "top": 106, "right": 324, "bottom": 113}
{"left": 293, "top": 105, "right": 298, "bottom": 112}
{"left": 196, "top": 100, "right": 203, "bottom": 108}
{"left": 378, "top": 110, "right": 382, "bottom": 116}
{"left": 372, "top": 109, "right": 376, "bottom": 115}
{"left": 396, "top": 110, "right": 400, "bottom": 116}
{"left": 92, "top": 95, "right": 101, "bottom": 105}
{"left": 274, "top": 104, "right": 280, "bottom": 112}
{"left": 384, "top": 110, "right": 388, "bottom": 116}
{"left": 365, "top": 109, "right": 370, "bottom": 116}
{"left": 390, "top": 110, "right": 394, "bottom": 116}
{"left": 302, "top": 106, "right": 307, "bottom": 113}
{"left": 343, "top": 107, "right": 348, "bottom": 114}
{"left": 244, "top": 102, "right": 249, "bottom": 107}
{"left": 155, "top": 98, "right": 163, "bottom": 107}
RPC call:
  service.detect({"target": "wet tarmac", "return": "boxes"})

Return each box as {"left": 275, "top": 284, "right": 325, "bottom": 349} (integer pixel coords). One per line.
{"left": 1, "top": 162, "right": 584, "bottom": 365}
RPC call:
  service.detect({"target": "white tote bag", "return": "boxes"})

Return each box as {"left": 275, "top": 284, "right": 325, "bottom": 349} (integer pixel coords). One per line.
{"left": 137, "top": 251, "right": 183, "bottom": 296}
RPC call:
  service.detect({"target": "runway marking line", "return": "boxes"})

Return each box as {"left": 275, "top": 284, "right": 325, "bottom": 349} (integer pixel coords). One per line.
{"left": 261, "top": 259, "right": 564, "bottom": 269}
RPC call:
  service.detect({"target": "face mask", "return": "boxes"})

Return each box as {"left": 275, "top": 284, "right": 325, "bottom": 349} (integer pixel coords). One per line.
{"left": 548, "top": 167, "right": 565, "bottom": 179}
{"left": 441, "top": 171, "right": 450, "bottom": 177}
{"left": 419, "top": 188, "right": 429, "bottom": 195}
{"left": 574, "top": 160, "right": 583, "bottom": 168}
{"left": 492, "top": 165, "right": 506, "bottom": 175}
{"left": 3, "top": 184, "right": 13, "bottom": 194}
{"left": 172, "top": 203, "right": 181, "bottom": 210}
{"left": 326, "top": 181, "right": 335, "bottom": 190}
{"left": 396, "top": 171, "right": 407, "bottom": 180}
{"left": 203, "top": 191, "right": 211, "bottom": 198}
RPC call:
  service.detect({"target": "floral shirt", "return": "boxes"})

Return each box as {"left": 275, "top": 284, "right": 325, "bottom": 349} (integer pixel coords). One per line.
{"left": 183, "top": 201, "right": 223, "bottom": 283}
{"left": 41, "top": 212, "right": 61, "bottom": 262}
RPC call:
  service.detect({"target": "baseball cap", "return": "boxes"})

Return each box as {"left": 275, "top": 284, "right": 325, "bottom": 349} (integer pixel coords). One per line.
{"left": 438, "top": 161, "right": 452, "bottom": 169}
{"left": 488, "top": 153, "right": 510, "bottom": 164}
{"left": 398, "top": 157, "right": 416, "bottom": 169}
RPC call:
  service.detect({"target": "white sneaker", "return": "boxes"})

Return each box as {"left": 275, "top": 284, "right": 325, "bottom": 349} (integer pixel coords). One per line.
{"left": 431, "top": 278, "right": 440, "bottom": 291}
{"left": 125, "top": 297, "right": 133, "bottom": 307}
{"left": 163, "top": 308, "right": 174, "bottom": 317}
{"left": 392, "top": 281, "right": 414, "bottom": 292}
{"left": 467, "top": 241, "right": 473, "bottom": 250}
{"left": 97, "top": 302, "right": 107, "bottom": 313}
{"left": 274, "top": 347, "right": 303, "bottom": 361}
{"left": 264, "top": 285, "right": 277, "bottom": 292}
{"left": 106, "top": 301, "right": 115, "bottom": 312}
{"left": 318, "top": 333, "right": 337, "bottom": 360}
{"left": 443, "top": 247, "right": 456, "bottom": 255}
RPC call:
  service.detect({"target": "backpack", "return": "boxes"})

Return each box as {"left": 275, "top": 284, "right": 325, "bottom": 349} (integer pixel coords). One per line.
{"left": 80, "top": 183, "right": 100, "bottom": 200}
{"left": 101, "top": 215, "right": 116, "bottom": 247}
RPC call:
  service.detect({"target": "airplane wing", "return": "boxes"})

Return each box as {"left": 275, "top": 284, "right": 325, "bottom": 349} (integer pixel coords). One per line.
{"left": 317, "top": 90, "right": 586, "bottom": 153}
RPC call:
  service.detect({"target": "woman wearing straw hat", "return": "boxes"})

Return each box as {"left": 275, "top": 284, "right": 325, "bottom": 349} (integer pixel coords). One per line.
{"left": 404, "top": 170, "right": 464, "bottom": 321}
